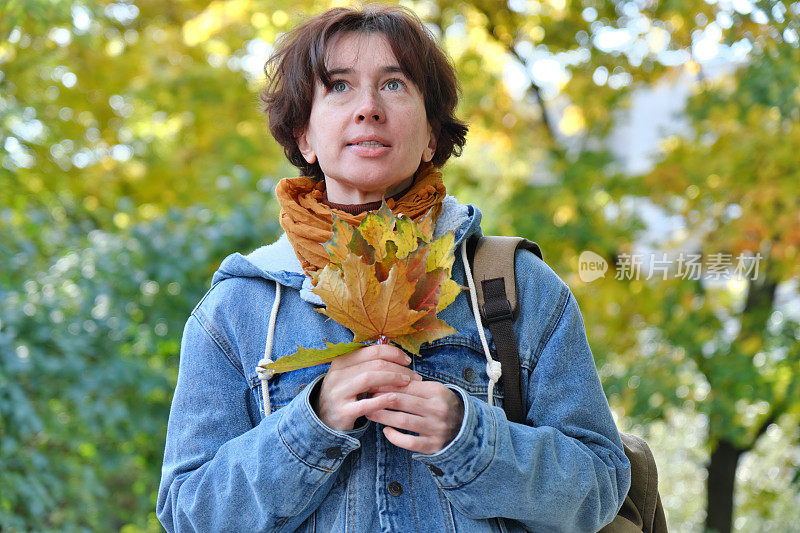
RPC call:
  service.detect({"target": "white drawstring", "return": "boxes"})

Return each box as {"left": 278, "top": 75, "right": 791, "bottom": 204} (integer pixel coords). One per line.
{"left": 460, "top": 239, "right": 502, "bottom": 406}
{"left": 256, "top": 282, "right": 281, "bottom": 416}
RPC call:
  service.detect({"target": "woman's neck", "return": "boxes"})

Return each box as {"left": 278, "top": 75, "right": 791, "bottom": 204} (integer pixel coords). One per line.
{"left": 323, "top": 172, "right": 416, "bottom": 205}
{"left": 322, "top": 178, "right": 416, "bottom": 215}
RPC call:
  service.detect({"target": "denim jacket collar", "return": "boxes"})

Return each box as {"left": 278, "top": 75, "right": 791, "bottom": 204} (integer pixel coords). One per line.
{"left": 211, "top": 194, "right": 482, "bottom": 305}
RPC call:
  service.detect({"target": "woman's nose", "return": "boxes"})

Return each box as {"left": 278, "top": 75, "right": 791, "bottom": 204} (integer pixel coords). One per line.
{"left": 354, "top": 89, "right": 385, "bottom": 123}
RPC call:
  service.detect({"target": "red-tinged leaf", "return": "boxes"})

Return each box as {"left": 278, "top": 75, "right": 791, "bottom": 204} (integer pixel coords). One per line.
{"left": 324, "top": 215, "right": 354, "bottom": 265}
{"left": 348, "top": 229, "right": 375, "bottom": 264}
{"left": 409, "top": 268, "right": 447, "bottom": 312}
{"left": 405, "top": 244, "right": 430, "bottom": 283}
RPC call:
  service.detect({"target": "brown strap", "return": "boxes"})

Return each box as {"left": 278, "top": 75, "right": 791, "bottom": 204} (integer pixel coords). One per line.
{"left": 467, "top": 235, "right": 542, "bottom": 424}
{"left": 471, "top": 236, "right": 542, "bottom": 319}
{"left": 482, "top": 277, "right": 525, "bottom": 423}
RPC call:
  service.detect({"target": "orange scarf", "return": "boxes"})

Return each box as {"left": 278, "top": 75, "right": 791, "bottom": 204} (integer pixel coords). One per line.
{"left": 276, "top": 161, "right": 446, "bottom": 276}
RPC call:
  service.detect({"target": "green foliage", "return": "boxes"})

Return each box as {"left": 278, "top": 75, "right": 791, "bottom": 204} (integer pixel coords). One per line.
{"left": 0, "top": 193, "right": 279, "bottom": 530}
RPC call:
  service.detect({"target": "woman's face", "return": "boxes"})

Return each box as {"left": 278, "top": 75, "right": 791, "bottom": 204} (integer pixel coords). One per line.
{"left": 295, "top": 31, "right": 437, "bottom": 204}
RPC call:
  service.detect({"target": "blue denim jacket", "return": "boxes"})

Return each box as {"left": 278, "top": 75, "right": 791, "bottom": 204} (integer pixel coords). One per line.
{"left": 157, "top": 196, "right": 630, "bottom": 532}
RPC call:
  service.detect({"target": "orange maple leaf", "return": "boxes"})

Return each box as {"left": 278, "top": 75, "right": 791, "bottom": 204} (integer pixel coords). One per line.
{"left": 313, "top": 254, "right": 430, "bottom": 342}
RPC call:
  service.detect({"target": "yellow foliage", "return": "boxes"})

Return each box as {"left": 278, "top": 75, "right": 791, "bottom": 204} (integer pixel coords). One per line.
{"left": 183, "top": 0, "right": 253, "bottom": 46}
{"left": 558, "top": 105, "right": 586, "bottom": 136}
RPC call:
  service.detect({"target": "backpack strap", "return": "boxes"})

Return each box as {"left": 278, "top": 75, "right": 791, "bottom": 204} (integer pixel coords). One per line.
{"left": 467, "top": 235, "right": 542, "bottom": 424}
{"left": 468, "top": 235, "right": 668, "bottom": 533}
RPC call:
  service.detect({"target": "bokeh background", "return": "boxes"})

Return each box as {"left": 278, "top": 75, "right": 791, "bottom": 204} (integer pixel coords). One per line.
{"left": 1, "top": 0, "right": 799, "bottom": 531}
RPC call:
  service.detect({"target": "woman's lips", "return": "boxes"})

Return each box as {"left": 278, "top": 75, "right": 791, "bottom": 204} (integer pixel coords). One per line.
{"left": 346, "top": 144, "right": 391, "bottom": 157}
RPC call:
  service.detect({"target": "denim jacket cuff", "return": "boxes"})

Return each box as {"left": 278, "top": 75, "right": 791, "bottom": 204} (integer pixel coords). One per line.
{"left": 411, "top": 384, "right": 496, "bottom": 488}
{"left": 277, "top": 374, "right": 367, "bottom": 471}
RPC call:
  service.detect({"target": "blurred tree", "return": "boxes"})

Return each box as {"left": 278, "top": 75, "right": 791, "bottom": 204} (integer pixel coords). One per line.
{"left": 456, "top": 2, "right": 800, "bottom": 532}
{"left": 0, "top": 193, "right": 280, "bottom": 530}
{"left": 0, "top": 0, "right": 303, "bottom": 215}
{"left": 640, "top": 44, "right": 800, "bottom": 533}
{"left": 2, "top": 1, "right": 290, "bottom": 528}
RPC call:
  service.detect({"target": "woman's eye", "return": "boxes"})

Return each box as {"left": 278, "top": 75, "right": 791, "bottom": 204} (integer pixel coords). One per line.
{"left": 385, "top": 79, "right": 404, "bottom": 91}
{"left": 331, "top": 80, "right": 347, "bottom": 92}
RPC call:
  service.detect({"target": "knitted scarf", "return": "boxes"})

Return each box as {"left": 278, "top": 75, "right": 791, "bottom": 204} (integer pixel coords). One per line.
{"left": 275, "top": 161, "right": 446, "bottom": 276}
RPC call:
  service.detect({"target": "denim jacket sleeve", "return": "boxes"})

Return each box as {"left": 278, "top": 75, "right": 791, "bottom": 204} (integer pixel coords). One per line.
{"left": 156, "top": 301, "right": 368, "bottom": 532}
{"left": 412, "top": 253, "right": 631, "bottom": 532}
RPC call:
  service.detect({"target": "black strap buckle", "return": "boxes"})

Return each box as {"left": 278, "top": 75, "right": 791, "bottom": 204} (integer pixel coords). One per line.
{"left": 483, "top": 300, "right": 513, "bottom": 324}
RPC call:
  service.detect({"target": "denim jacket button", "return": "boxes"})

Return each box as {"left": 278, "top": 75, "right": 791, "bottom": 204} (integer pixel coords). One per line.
{"left": 387, "top": 481, "right": 403, "bottom": 497}
{"left": 325, "top": 446, "right": 341, "bottom": 459}
{"left": 428, "top": 465, "right": 444, "bottom": 476}
{"left": 462, "top": 366, "right": 476, "bottom": 382}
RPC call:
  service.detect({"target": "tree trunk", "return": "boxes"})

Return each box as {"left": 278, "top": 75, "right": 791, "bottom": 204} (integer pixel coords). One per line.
{"left": 703, "top": 260, "right": 778, "bottom": 532}
{"left": 705, "top": 439, "right": 744, "bottom": 533}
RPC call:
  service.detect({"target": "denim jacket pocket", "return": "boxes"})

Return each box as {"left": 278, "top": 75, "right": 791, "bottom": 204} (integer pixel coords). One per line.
{"left": 415, "top": 336, "right": 504, "bottom": 409}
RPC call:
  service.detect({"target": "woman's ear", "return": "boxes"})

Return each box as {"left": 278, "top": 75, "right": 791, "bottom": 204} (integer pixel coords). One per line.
{"left": 294, "top": 127, "right": 317, "bottom": 165}
{"left": 422, "top": 124, "right": 438, "bottom": 163}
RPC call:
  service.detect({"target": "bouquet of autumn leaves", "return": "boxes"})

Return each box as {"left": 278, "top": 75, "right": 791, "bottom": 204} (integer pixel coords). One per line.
{"left": 264, "top": 202, "right": 462, "bottom": 373}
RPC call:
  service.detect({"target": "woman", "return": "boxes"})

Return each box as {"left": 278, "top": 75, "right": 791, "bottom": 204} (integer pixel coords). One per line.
{"left": 157, "top": 5, "right": 630, "bottom": 532}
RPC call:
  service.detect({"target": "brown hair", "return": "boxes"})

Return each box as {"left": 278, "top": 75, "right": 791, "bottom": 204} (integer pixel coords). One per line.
{"left": 259, "top": 4, "right": 468, "bottom": 181}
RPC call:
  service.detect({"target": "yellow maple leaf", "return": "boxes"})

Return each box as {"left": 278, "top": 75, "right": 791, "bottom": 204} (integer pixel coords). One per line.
{"left": 358, "top": 204, "right": 394, "bottom": 262}
{"left": 394, "top": 215, "right": 421, "bottom": 259}
{"left": 394, "top": 314, "right": 457, "bottom": 354}
{"left": 437, "top": 278, "right": 462, "bottom": 312}
{"left": 426, "top": 231, "right": 455, "bottom": 272}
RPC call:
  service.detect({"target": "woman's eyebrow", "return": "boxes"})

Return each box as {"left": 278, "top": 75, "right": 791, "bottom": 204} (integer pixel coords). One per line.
{"left": 327, "top": 65, "right": 404, "bottom": 77}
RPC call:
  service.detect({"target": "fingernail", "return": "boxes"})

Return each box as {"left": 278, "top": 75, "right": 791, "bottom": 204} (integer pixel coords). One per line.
{"left": 404, "top": 355, "right": 412, "bottom": 364}
{"left": 414, "top": 373, "right": 423, "bottom": 380}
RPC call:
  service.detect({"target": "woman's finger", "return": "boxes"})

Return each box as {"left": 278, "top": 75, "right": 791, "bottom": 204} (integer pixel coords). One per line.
{"left": 369, "top": 373, "right": 423, "bottom": 394}
{"left": 327, "top": 358, "right": 420, "bottom": 397}
{"left": 367, "top": 390, "right": 429, "bottom": 416}
{"left": 365, "top": 406, "right": 430, "bottom": 435}
{"left": 382, "top": 426, "right": 437, "bottom": 455}
{"left": 334, "top": 343, "right": 410, "bottom": 370}
{"left": 343, "top": 368, "right": 418, "bottom": 396}
{"left": 348, "top": 391, "right": 403, "bottom": 420}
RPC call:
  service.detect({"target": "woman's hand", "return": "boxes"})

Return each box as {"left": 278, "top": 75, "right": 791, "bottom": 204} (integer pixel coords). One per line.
{"left": 313, "top": 343, "right": 422, "bottom": 431}
{"left": 365, "top": 381, "right": 464, "bottom": 455}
